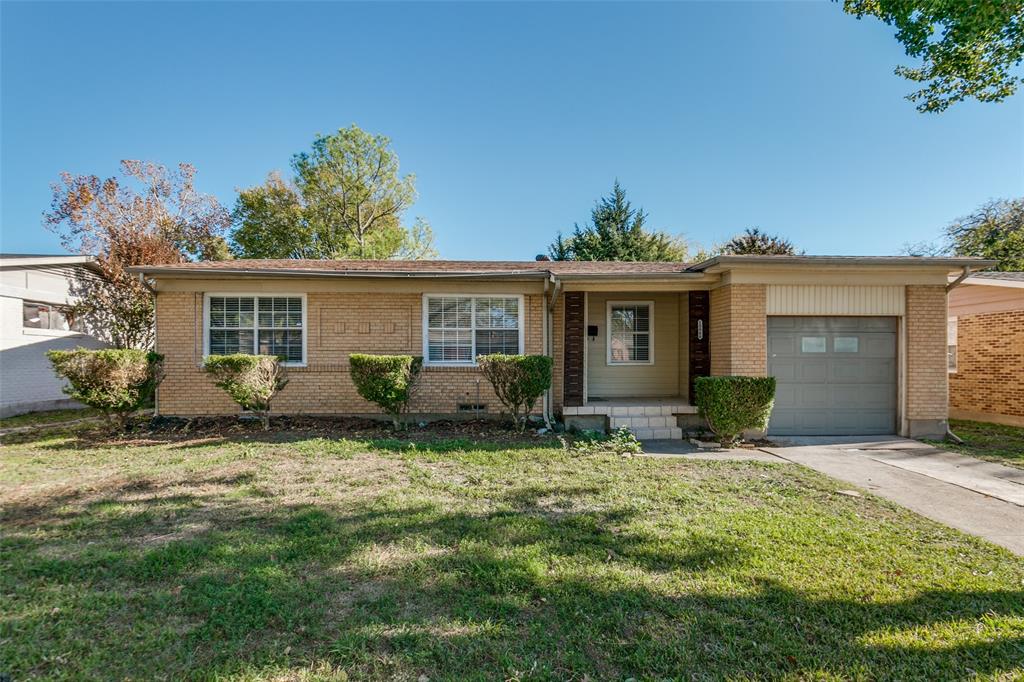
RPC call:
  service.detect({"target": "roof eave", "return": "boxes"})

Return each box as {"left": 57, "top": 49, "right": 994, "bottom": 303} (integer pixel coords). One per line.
{"left": 689, "top": 255, "right": 999, "bottom": 273}
{"left": 128, "top": 266, "right": 551, "bottom": 280}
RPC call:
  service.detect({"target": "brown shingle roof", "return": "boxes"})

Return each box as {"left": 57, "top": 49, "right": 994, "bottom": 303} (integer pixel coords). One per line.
{"left": 131, "top": 259, "right": 695, "bottom": 276}
{"left": 971, "top": 271, "right": 1024, "bottom": 282}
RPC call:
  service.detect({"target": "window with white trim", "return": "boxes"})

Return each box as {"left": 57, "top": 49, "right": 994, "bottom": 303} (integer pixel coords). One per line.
{"left": 207, "top": 295, "right": 304, "bottom": 364}
{"left": 425, "top": 295, "right": 521, "bottom": 364}
{"left": 608, "top": 301, "right": 653, "bottom": 364}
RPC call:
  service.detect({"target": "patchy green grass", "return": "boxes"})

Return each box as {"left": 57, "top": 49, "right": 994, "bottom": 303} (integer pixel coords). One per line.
{"left": 940, "top": 419, "right": 1024, "bottom": 470}
{"left": 1, "top": 425, "right": 1022, "bottom": 681}
{"left": 0, "top": 407, "right": 100, "bottom": 430}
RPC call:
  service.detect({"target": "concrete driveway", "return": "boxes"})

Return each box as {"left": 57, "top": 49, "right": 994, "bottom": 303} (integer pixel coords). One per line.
{"left": 761, "top": 437, "right": 1024, "bottom": 556}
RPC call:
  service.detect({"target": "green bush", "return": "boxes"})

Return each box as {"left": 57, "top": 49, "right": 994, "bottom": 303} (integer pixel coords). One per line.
{"left": 477, "top": 354, "right": 553, "bottom": 432}
{"left": 47, "top": 348, "right": 164, "bottom": 429}
{"left": 567, "top": 426, "right": 642, "bottom": 456}
{"left": 694, "top": 375, "right": 777, "bottom": 446}
{"left": 349, "top": 354, "right": 423, "bottom": 429}
{"left": 204, "top": 354, "right": 289, "bottom": 430}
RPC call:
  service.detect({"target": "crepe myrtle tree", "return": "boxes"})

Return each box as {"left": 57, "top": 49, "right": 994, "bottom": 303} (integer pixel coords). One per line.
{"left": 478, "top": 354, "right": 553, "bottom": 431}
{"left": 204, "top": 354, "right": 289, "bottom": 430}
{"left": 47, "top": 348, "right": 165, "bottom": 430}
{"left": 348, "top": 354, "right": 423, "bottom": 429}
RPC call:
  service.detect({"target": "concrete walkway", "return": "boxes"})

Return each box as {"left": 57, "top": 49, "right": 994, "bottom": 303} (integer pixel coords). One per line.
{"left": 762, "top": 437, "right": 1024, "bottom": 556}
{"left": 641, "top": 439, "right": 786, "bottom": 462}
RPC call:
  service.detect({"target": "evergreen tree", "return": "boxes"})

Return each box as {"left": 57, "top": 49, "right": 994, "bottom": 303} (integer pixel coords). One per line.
{"left": 548, "top": 182, "right": 687, "bottom": 261}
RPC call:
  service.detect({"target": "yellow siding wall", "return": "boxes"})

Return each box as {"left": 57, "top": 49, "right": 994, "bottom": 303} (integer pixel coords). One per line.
{"left": 585, "top": 292, "right": 686, "bottom": 398}
{"left": 766, "top": 285, "right": 905, "bottom": 315}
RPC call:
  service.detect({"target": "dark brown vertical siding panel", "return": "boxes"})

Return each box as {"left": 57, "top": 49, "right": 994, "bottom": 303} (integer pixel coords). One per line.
{"left": 688, "top": 290, "right": 710, "bottom": 399}
{"left": 563, "top": 292, "right": 585, "bottom": 407}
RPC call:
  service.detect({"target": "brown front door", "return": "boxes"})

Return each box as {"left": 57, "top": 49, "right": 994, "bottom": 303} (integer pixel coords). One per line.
{"left": 688, "top": 291, "right": 710, "bottom": 398}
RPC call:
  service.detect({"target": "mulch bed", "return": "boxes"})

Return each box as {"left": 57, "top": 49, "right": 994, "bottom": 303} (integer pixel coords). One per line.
{"left": 63, "top": 415, "right": 562, "bottom": 448}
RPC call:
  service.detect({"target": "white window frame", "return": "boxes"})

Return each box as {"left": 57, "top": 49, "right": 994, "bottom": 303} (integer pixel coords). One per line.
{"left": 606, "top": 300, "right": 655, "bottom": 365}
{"left": 203, "top": 293, "right": 308, "bottom": 367}
{"left": 421, "top": 293, "right": 525, "bottom": 367}
{"left": 948, "top": 316, "right": 958, "bottom": 373}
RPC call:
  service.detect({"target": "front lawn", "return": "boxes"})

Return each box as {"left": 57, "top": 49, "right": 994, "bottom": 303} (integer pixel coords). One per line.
{"left": 2, "top": 422, "right": 1022, "bottom": 681}
{"left": 943, "top": 419, "right": 1024, "bottom": 470}
{"left": 0, "top": 407, "right": 100, "bottom": 430}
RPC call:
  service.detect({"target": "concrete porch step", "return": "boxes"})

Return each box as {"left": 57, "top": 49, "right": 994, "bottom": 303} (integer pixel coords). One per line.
{"left": 609, "top": 416, "right": 684, "bottom": 440}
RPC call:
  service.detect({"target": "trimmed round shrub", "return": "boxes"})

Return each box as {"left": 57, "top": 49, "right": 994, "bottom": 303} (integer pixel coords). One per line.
{"left": 47, "top": 348, "right": 164, "bottom": 429}
{"left": 694, "top": 375, "right": 777, "bottom": 446}
{"left": 477, "top": 354, "right": 553, "bottom": 431}
{"left": 349, "top": 354, "right": 423, "bottom": 429}
{"left": 204, "top": 354, "right": 289, "bottom": 430}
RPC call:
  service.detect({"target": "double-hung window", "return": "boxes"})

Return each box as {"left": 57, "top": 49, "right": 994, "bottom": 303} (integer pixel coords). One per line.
{"left": 424, "top": 295, "right": 522, "bottom": 365}
{"left": 207, "top": 295, "right": 305, "bottom": 364}
{"left": 608, "top": 301, "right": 653, "bottom": 364}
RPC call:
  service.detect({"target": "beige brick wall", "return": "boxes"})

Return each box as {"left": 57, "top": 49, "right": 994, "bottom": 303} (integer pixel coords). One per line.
{"left": 905, "top": 285, "right": 948, "bottom": 422}
{"left": 709, "top": 284, "right": 767, "bottom": 376}
{"left": 156, "top": 290, "right": 546, "bottom": 417}
{"left": 950, "top": 310, "right": 1024, "bottom": 425}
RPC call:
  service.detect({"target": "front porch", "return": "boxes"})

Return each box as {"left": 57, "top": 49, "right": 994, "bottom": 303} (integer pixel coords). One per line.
{"left": 563, "top": 398, "right": 699, "bottom": 440}
{"left": 560, "top": 288, "right": 711, "bottom": 439}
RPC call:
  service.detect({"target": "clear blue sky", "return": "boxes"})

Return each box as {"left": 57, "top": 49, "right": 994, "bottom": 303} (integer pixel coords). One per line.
{"left": 2, "top": 1, "right": 1022, "bottom": 260}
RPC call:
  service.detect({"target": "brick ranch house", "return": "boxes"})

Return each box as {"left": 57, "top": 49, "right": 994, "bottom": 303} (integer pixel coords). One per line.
{"left": 948, "top": 271, "right": 1024, "bottom": 427}
{"left": 131, "top": 255, "right": 994, "bottom": 440}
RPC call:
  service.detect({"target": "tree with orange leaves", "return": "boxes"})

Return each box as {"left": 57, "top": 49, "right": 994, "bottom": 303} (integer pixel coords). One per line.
{"left": 45, "top": 160, "right": 231, "bottom": 349}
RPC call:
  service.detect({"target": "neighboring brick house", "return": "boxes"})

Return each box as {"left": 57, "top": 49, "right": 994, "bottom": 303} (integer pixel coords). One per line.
{"left": 0, "top": 254, "right": 107, "bottom": 417}
{"left": 948, "top": 272, "right": 1024, "bottom": 427}
{"left": 132, "top": 255, "right": 993, "bottom": 440}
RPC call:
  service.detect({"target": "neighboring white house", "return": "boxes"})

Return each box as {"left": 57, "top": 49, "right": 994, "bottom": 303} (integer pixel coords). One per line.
{"left": 0, "top": 254, "right": 107, "bottom": 417}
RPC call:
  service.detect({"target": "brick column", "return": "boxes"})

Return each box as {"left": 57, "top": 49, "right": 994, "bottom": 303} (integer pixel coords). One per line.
{"left": 905, "top": 285, "right": 949, "bottom": 438}
{"left": 709, "top": 284, "right": 767, "bottom": 377}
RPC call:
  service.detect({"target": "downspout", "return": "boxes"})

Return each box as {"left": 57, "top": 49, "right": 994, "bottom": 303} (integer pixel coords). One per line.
{"left": 542, "top": 277, "right": 551, "bottom": 429}
{"left": 943, "top": 266, "right": 975, "bottom": 444}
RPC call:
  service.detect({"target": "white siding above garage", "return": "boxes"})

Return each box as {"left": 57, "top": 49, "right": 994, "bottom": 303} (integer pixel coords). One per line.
{"left": 766, "top": 285, "right": 905, "bottom": 316}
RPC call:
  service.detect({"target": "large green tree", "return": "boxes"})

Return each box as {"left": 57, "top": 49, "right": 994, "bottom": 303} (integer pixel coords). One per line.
{"left": 946, "top": 197, "right": 1024, "bottom": 271}
{"left": 901, "top": 197, "right": 1024, "bottom": 271}
{"left": 548, "top": 182, "right": 687, "bottom": 261}
{"left": 232, "top": 125, "right": 436, "bottom": 259}
{"left": 842, "top": 0, "right": 1024, "bottom": 112}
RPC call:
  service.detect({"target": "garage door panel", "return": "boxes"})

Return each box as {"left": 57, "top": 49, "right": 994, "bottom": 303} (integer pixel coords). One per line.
{"left": 862, "top": 335, "right": 896, "bottom": 356}
{"left": 798, "top": 360, "right": 828, "bottom": 382}
{"left": 769, "top": 335, "right": 798, "bottom": 355}
{"left": 771, "top": 360, "right": 798, "bottom": 382}
{"left": 768, "top": 316, "right": 897, "bottom": 436}
{"left": 774, "top": 384, "right": 798, "bottom": 408}
{"left": 800, "top": 385, "right": 829, "bottom": 406}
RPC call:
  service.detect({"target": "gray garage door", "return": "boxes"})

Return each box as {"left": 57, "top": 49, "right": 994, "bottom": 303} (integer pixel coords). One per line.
{"left": 767, "top": 316, "right": 897, "bottom": 436}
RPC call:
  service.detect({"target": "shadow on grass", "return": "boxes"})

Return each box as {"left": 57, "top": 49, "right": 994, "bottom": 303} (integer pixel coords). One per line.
{"left": 2, "top": 469, "right": 1022, "bottom": 680}
{"left": 6, "top": 422, "right": 562, "bottom": 457}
